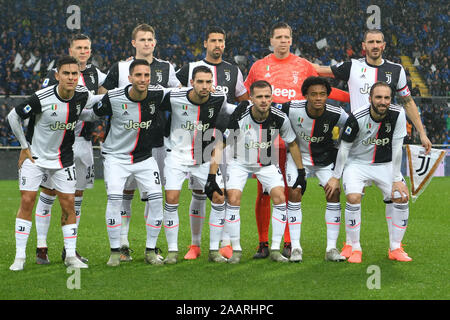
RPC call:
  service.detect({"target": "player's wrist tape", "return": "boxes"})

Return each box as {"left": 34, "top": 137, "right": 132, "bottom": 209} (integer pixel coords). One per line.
{"left": 207, "top": 174, "right": 216, "bottom": 182}
{"left": 297, "top": 168, "right": 306, "bottom": 176}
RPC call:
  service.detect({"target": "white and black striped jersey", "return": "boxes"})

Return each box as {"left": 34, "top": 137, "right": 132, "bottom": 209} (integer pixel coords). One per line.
{"left": 102, "top": 57, "right": 180, "bottom": 148}
{"left": 164, "top": 87, "right": 233, "bottom": 165}
{"left": 331, "top": 58, "right": 410, "bottom": 111}
{"left": 176, "top": 59, "right": 247, "bottom": 104}
{"left": 42, "top": 64, "right": 106, "bottom": 141}
{"left": 341, "top": 104, "right": 406, "bottom": 164}
{"left": 15, "top": 85, "right": 94, "bottom": 169}
{"left": 282, "top": 100, "right": 348, "bottom": 166}
{"left": 102, "top": 57, "right": 180, "bottom": 90}
{"left": 224, "top": 103, "right": 296, "bottom": 167}
{"left": 94, "top": 84, "right": 170, "bottom": 164}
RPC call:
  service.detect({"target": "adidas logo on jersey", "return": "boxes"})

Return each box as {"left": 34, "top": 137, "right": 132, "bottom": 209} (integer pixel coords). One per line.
{"left": 182, "top": 111, "right": 188, "bottom": 116}
{"left": 51, "top": 112, "right": 57, "bottom": 117}
{"left": 123, "top": 111, "right": 129, "bottom": 116}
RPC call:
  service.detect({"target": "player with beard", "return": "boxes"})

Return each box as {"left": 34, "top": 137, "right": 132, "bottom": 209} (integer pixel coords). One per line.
{"left": 324, "top": 82, "right": 411, "bottom": 263}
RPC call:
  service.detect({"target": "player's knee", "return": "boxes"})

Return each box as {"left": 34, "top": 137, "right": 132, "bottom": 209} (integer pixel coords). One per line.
{"left": 226, "top": 192, "right": 241, "bottom": 206}
{"left": 165, "top": 191, "right": 180, "bottom": 204}
{"left": 392, "top": 197, "right": 409, "bottom": 204}
{"left": 326, "top": 189, "right": 340, "bottom": 202}
{"left": 212, "top": 190, "right": 225, "bottom": 204}
{"left": 271, "top": 188, "right": 286, "bottom": 205}
{"left": 288, "top": 187, "right": 302, "bottom": 202}
{"left": 346, "top": 193, "right": 362, "bottom": 204}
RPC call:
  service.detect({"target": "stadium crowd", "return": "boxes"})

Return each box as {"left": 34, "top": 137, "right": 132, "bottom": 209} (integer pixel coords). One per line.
{"left": 0, "top": 0, "right": 448, "bottom": 145}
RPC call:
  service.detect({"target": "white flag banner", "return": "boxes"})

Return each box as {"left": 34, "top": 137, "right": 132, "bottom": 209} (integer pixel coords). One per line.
{"left": 47, "top": 59, "right": 55, "bottom": 71}
{"left": 406, "top": 145, "right": 446, "bottom": 202}
{"left": 316, "top": 38, "right": 328, "bottom": 50}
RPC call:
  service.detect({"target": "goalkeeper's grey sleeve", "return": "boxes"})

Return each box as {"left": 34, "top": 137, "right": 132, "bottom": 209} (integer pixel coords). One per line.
{"left": 391, "top": 138, "right": 404, "bottom": 182}
{"left": 331, "top": 140, "right": 352, "bottom": 179}
{"left": 7, "top": 108, "right": 28, "bottom": 149}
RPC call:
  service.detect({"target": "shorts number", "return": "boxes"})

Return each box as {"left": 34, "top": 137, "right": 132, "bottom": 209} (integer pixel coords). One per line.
{"left": 86, "top": 165, "right": 95, "bottom": 179}
{"left": 65, "top": 167, "right": 76, "bottom": 181}
{"left": 154, "top": 171, "right": 160, "bottom": 185}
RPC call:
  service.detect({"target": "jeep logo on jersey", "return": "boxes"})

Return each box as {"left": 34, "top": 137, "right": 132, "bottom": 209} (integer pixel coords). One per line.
{"left": 50, "top": 121, "right": 77, "bottom": 131}
{"left": 245, "top": 140, "right": 272, "bottom": 149}
{"left": 181, "top": 121, "right": 210, "bottom": 132}
{"left": 299, "top": 131, "right": 324, "bottom": 143}
{"left": 360, "top": 83, "right": 371, "bottom": 94}
{"left": 272, "top": 85, "right": 296, "bottom": 99}
{"left": 362, "top": 137, "right": 390, "bottom": 146}
{"left": 124, "top": 119, "right": 153, "bottom": 130}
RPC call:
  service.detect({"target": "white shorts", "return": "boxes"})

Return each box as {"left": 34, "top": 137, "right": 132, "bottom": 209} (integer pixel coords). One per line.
{"left": 226, "top": 159, "right": 284, "bottom": 193}
{"left": 164, "top": 152, "right": 224, "bottom": 191}
{"left": 19, "top": 159, "right": 76, "bottom": 194}
{"left": 104, "top": 156, "right": 162, "bottom": 196}
{"left": 73, "top": 139, "right": 95, "bottom": 190}
{"left": 342, "top": 162, "right": 403, "bottom": 201}
{"left": 285, "top": 153, "right": 333, "bottom": 188}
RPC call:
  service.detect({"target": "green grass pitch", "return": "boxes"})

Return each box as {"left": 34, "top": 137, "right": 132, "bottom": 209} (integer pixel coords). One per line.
{"left": 0, "top": 177, "right": 449, "bottom": 300}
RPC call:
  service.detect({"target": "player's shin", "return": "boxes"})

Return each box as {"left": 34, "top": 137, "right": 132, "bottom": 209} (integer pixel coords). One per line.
{"left": 224, "top": 204, "right": 241, "bottom": 251}
{"left": 74, "top": 196, "right": 83, "bottom": 228}
{"left": 62, "top": 224, "right": 78, "bottom": 258}
{"left": 271, "top": 204, "right": 288, "bottom": 251}
{"left": 164, "top": 202, "right": 180, "bottom": 252}
{"left": 15, "top": 218, "right": 32, "bottom": 259}
{"left": 35, "top": 193, "right": 56, "bottom": 248}
{"left": 325, "top": 202, "right": 342, "bottom": 251}
{"left": 385, "top": 200, "right": 394, "bottom": 245}
{"left": 391, "top": 202, "right": 409, "bottom": 251}
{"left": 209, "top": 202, "right": 226, "bottom": 250}
{"left": 189, "top": 193, "right": 207, "bottom": 246}
{"left": 287, "top": 201, "right": 302, "bottom": 250}
{"left": 145, "top": 193, "right": 164, "bottom": 249}
{"left": 345, "top": 203, "right": 362, "bottom": 251}
{"left": 120, "top": 193, "right": 134, "bottom": 247}
{"left": 106, "top": 194, "right": 123, "bottom": 249}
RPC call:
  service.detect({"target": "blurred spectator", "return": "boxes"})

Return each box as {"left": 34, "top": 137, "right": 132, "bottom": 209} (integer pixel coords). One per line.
{"left": 411, "top": 85, "right": 421, "bottom": 96}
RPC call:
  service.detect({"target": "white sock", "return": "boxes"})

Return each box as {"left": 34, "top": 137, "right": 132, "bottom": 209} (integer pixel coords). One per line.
{"left": 62, "top": 224, "right": 77, "bottom": 258}
{"left": 15, "top": 218, "right": 32, "bottom": 259}
{"left": 209, "top": 202, "right": 226, "bottom": 250}
{"left": 106, "top": 194, "right": 123, "bottom": 249}
{"left": 145, "top": 193, "right": 164, "bottom": 249}
{"left": 120, "top": 193, "right": 134, "bottom": 247}
{"left": 189, "top": 193, "right": 207, "bottom": 246}
{"left": 35, "top": 193, "right": 55, "bottom": 248}
{"left": 385, "top": 201, "right": 394, "bottom": 246}
{"left": 221, "top": 231, "right": 231, "bottom": 247}
{"left": 224, "top": 203, "right": 241, "bottom": 251}
{"left": 164, "top": 202, "right": 179, "bottom": 252}
{"left": 74, "top": 196, "right": 83, "bottom": 228}
{"left": 391, "top": 202, "right": 409, "bottom": 251}
{"left": 345, "top": 203, "right": 362, "bottom": 252}
{"left": 287, "top": 201, "right": 302, "bottom": 250}
{"left": 271, "top": 204, "right": 287, "bottom": 251}
{"left": 325, "top": 202, "right": 341, "bottom": 251}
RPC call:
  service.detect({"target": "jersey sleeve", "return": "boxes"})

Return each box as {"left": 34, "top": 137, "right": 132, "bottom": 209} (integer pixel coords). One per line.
{"left": 235, "top": 67, "right": 248, "bottom": 98}
{"left": 396, "top": 67, "right": 410, "bottom": 97}
{"left": 160, "top": 90, "right": 172, "bottom": 112}
{"left": 97, "top": 68, "right": 107, "bottom": 87}
{"left": 340, "top": 114, "right": 360, "bottom": 143}
{"left": 101, "top": 62, "right": 120, "bottom": 90}
{"left": 168, "top": 63, "right": 182, "bottom": 88}
{"left": 331, "top": 61, "right": 352, "bottom": 82}
{"left": 41, "top": 69, "right": 57, "bottom": 88}
{"left": 280, "top": 115, "right": 296, "bottom": 144}
{"left": 15, "top": 94, "right": 41, "bottom": 119}
{"left": 93, "top": 94, "right": 112, "bottom": 117}
{"left": 336, "top": 109, "right": 349, "bottom": 128}
{"left": 393, "top": 108, "right": 407, "bottom": 140}
{"left": 216, "top": 101, "right": 235, "bottom": 134}
{"left": 243, "top": 64, "right": 256, "bottom": 93}
{"left": 280, "top": 101, "right": 291, "bottom": 116}
{"left": 175, "top": 64, "right": 190, "bottom": 86}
